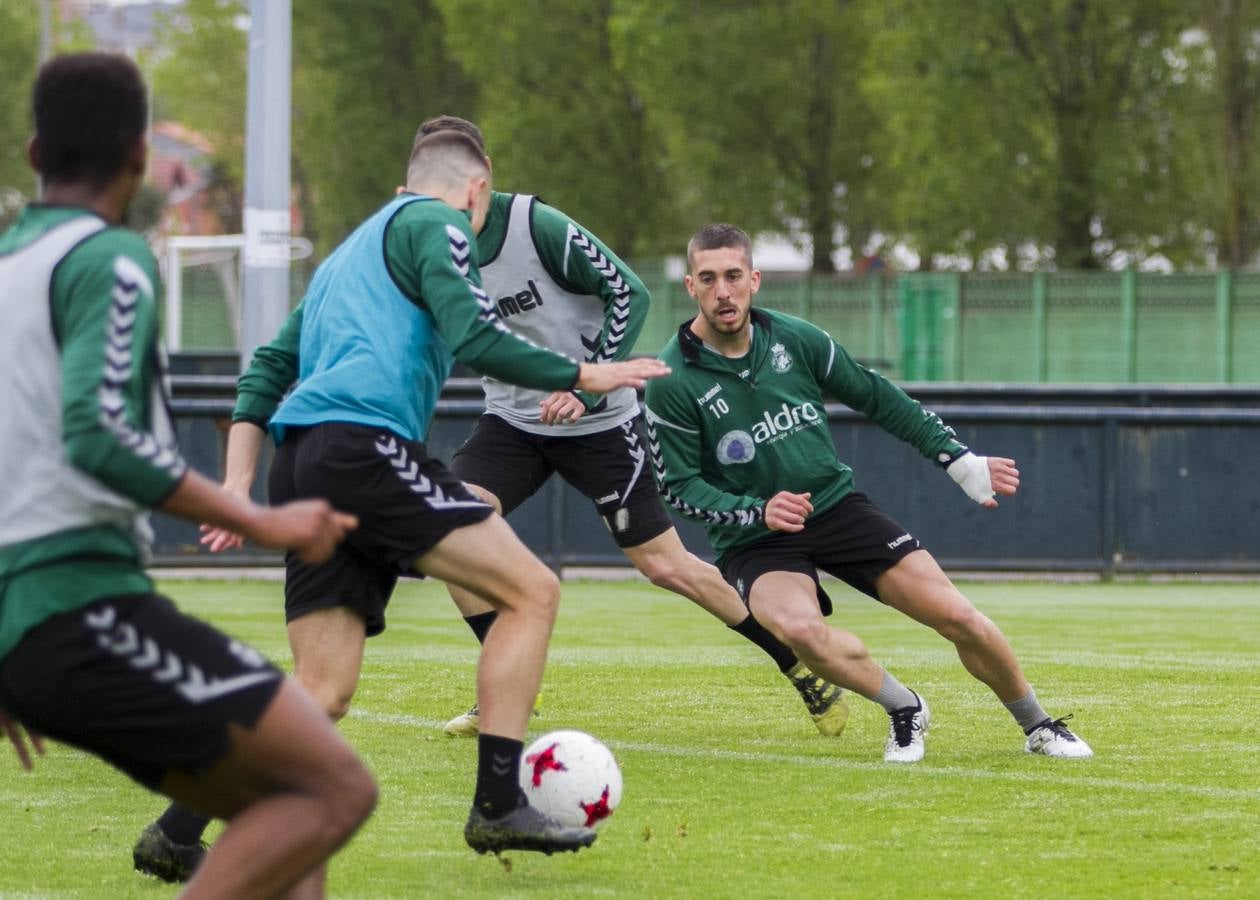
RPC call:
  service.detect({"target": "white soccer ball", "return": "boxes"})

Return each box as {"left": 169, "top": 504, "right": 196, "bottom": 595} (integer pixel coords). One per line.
{"left": 518, "top": 729, "right": 623, "bottom": 829}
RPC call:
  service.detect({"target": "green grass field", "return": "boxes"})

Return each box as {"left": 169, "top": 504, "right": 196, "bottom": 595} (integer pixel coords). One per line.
{"left": 1, "top": 578, "right": 1257, "bottom": 898}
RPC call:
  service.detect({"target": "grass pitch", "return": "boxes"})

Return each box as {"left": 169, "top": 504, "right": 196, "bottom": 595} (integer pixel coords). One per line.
{"left": 1, "top": 578, "right": 1257, "bottom": 898}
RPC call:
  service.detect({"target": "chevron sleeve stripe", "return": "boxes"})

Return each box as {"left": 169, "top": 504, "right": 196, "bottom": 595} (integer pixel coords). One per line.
{"left": 446, "top": 223, "right": 513, "bottom": 334}
{"left": 423, "top": 216, "right": 579, "bottom": 392}
{"left": 642, "top": 406, "right": 765, "bottom": 528}
{"left": 59, "top": 240, "right": 188, "bottom": 507}
{"left": 96, "top": 256, "right": 186, "bottom": 480}
{"left": 566, "top": 224, "right": 634, "bottom": 364}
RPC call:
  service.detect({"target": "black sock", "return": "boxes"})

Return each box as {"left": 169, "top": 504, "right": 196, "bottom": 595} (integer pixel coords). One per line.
{"left": 730, "top": 613, "right": 798, "bottom": 673}
{"left": 157, "top": 802, "right": 212, "bottom": 845}
{"left": 474, "top": 733, "right": 525, "bottom": 818}
{"left": 465, "top": 611, "right": 498, "bottom": 645}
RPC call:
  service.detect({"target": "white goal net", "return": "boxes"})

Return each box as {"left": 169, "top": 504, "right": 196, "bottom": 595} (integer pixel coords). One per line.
{"left": 160, "top": 234, "right": 313, "bottom": 351}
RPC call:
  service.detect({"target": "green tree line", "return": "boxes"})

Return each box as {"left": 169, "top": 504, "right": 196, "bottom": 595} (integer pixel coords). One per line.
{"left": 3, "top": 0, "right": 1258, "bottom": 271}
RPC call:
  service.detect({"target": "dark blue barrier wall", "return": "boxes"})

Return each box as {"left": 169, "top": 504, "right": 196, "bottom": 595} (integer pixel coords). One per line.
{"left": 155, "top": 379, "right": 1260, "bottom": 574}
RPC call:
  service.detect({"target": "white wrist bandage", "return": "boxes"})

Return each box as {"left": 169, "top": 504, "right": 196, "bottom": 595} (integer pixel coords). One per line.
{"left": 945, "top": 450, "right": 994, "bottom": 505}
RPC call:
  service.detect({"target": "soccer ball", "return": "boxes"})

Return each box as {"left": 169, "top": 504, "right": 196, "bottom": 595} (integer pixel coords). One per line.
{"left": 519, "top": 729, "right": 622, "bottom": 829}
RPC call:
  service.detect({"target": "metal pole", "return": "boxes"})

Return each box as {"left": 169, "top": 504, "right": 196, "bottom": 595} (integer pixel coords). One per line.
{"left": 239, "top": 0, "right": 292, "bottom": 371}
{"left": 38, "top": 0, "right": 51, "bottom": 63}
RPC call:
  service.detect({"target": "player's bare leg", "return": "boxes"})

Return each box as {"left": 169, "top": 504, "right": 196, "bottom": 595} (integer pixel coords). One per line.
{"left": 418, "top": 514, "right": 596, "bottom": 853}
{"left": 288, "top": 606, "right": 368, "bottom": 722}
{"left": 623, "top": 528, "right": 850, "bottom": 735}
{"left": 622, "top": 528, "right": 747, "bottom": 625}
{"left": 420, "top": 515, "right": 556, "bottom": 739}
{"left": 162, "top": 681, "right": 376, "bottom": 900}
{"left": 875, "top": 549, "right": 1092, "bottom": 758}
{"left": 747, "top": 572, "right": 885, "bottom": 695}
{"left": 748, "top": 571, "right": 929, "bottom": 762}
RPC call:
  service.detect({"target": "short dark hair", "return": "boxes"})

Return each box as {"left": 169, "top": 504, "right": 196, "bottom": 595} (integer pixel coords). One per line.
{"left": 687, "top": 223, "right": 754, "bottom": 270}
{"left": 33, "top": 52, "right": 147, "bottom": 186}
{"left": 414, "top": 115, "right": 486, "bottom": 154}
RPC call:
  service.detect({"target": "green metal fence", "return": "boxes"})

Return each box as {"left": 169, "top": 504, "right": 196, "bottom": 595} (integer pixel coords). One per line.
{"left": 633, "top": 264, "right": 1260, "bottom": 383}
{"left": 172, "top": 254, "right": 1258, "bottom": 384}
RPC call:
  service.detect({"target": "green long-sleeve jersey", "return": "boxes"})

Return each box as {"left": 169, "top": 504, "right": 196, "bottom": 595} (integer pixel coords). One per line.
{"left": 643, "top": 308, "right": 965, "bottom": 560}
{"left": 0, "top": 205, "right": 185, "bottom": 660}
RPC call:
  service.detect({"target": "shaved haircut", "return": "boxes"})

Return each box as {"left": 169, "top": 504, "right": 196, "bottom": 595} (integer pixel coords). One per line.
{"left": 405, "top": 131, "right": 490, "bottom": 192}
{"left": 687, "top": 223, "right": 754, "bottom": 270}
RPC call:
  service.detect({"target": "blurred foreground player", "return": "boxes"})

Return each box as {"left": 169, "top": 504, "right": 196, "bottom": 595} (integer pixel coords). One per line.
{"left": 0, "top": 53, "right": 375, "bottom": 899}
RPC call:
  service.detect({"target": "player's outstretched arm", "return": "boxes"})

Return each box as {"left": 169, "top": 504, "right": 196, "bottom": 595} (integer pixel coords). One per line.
{"left": 199, "top": 421, "right": 268, "bottom": 552}
{"left": 0, "top": 707, "right": 44, "bottom": 771}
{"left": 765, "top": 491, "right": 814, "bottom": 533}
{"left": 945, "top": 450, "right": 1019, "bottom": 508}
{"left": 574, "top": 358, "right": 670, "bottom": 394}
{"left": 162, "top": 468, "right": 357, "bottom": 564}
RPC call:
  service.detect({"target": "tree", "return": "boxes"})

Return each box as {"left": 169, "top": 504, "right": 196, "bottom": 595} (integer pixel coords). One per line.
{"left": 145, "top": 0, "right": 248, "bottom": 241}
{"left": 292, "top": 0, "right": 478, "bottom": 252}
{"left": 1195, "top": 0, "right": 1260, "bottom": 267}
{"left": 435, "top": 0, "right": 668, "bottom": 256}
{"left": 864, "top": 0, "right": 1192, "bottom": 270}
{"left": 0, "top": 1, "right": 41, "bottom": 223}
{"left": 149, "top": 0, "right": 248, "bottom": 187}
{"left": 614, "top": 0, "right": 885, "bottom": 271}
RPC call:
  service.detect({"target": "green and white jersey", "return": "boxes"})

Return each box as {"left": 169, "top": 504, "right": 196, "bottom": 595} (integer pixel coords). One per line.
{"left": 643, "top": 308, "right": 964, "bottom": 561}
{"left": 0, "top": 205, "right": 184, "bottom": 660}
{"left": 475, "top": 192, "right": 649, "bottom": 436}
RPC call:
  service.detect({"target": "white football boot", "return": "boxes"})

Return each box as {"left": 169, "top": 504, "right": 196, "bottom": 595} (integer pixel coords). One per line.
{"left": 1025, "top": 715, "right": 1094, "bottom": 758}
{"left": 884, "top": 694, "right": 930, "bottom": 763}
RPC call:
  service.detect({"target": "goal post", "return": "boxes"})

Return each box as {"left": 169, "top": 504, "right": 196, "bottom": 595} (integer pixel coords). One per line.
{"left": 161, "top": 234, "right": 313, "bottom": 352}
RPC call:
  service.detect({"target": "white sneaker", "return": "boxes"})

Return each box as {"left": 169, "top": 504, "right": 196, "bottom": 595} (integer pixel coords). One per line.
{"left": 884, "top": 694, "right": 929, "bottom": 763}
{"left": 443, "top": 703, "right": 480, "bottom": 737}
{"left": 1025, "top": 715, "right": 1093, "bottom": 758}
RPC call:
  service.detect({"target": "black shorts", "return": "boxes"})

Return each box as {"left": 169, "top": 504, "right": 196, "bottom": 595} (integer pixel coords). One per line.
{"left": 0, "top": 593, "right": 282, "bottom": 791}
{"left": 719, "top": 492, "right": 922, "bottom": 616}
{"left": 450, "top": 413, "right": 673, "bottom": 549}
{"left": 269, "top": 422, "right": 493, "bottom": 636}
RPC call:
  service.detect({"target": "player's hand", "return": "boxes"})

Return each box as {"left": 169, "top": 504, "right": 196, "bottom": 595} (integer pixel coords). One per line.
{"left": 765, "top": 491, "right": 813, "bottom": 532}
{"left": 986, "top": 456, "right": 1019, "bottom": 503}
{"left": 199, "top": 483, "right": 251, "bottom": 553}
{"left": 0, "top": 707, "right": 44, "bottom": 772}
{"left": 539, "top": 391, "right": 586, "bottom": 425}
{"left": 946, "top": 451, "right": 1018, "bottom": 508}
{"left": 249, "top": 500, "right": 359, "bottom": 564}
{"left": 575, "top": 359, "right": 670, "bottom": 394}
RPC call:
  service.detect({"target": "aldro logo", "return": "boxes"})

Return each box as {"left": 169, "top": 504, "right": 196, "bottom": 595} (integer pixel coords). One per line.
{"left": 716, "top": 401, "right": 822, "bottom": 465}
{"left": 750, "top": 401, "right": 821, "bottom": 443}
{"left": 495, "top": 279, "right": 544, "bottom": 319}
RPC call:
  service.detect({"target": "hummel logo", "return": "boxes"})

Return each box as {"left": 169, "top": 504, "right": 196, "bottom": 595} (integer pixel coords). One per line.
{"left": 696, "top": 383, "right": 722, "bottom": 405}
{"left": 491, "top": 753, "right": 514, "bottom": 777}
{"left": 495, "top": 278, "right": 544, "bottom": 319}
{"left": 887, "top": 533, "right": 914, "bottom": 550}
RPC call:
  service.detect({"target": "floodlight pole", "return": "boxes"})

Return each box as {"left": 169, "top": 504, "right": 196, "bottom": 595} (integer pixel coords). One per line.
{"left": 239, "top": 0, "right": 292, "bottom": 371}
